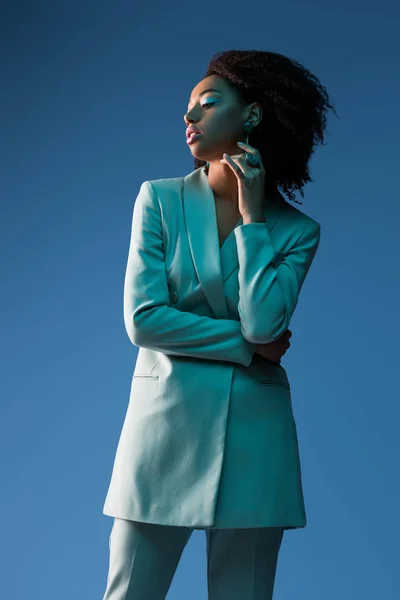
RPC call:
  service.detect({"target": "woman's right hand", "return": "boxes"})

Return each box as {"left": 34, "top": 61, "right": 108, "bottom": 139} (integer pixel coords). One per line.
{"left": 255, "top": 329, "right": 292, "bottom": 365}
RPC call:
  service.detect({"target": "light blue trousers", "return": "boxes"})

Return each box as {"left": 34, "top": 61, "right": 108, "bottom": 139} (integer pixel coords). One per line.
{"left": 102, "top": 518, "right": 285, "bottom": 600}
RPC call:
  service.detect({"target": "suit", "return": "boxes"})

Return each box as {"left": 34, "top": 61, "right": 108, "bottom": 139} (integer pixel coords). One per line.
{"left": 103, "top": 164, "right": 321, "bottom": 532}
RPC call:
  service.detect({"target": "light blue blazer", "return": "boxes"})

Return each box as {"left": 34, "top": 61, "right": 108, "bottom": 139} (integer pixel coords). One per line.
{"left": 103, "top": 165, "right": 321, "bottom": 531}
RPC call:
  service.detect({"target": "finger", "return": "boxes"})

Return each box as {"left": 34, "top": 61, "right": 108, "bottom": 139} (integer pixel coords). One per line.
{"left": 220, "top": 154, "right": 246, "bottom": 179}
{"left": 237, "top": 142, "right": 253, "bottom": 150}
{"left": 236, "top": 143, "right": 265, "bottom": 173}
{"left": 236, "top": 154, "right": 257, "bottom": 179}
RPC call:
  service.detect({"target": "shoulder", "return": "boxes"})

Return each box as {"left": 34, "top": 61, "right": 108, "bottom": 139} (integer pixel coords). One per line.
{"left": 143, "top": 175, "right": 184, "bottom": 193}
{"left": 134, "top": 176, "right": 185, "bottom": 214}
{"left": 279, "top": 194, "right": 321, "bottom": 234}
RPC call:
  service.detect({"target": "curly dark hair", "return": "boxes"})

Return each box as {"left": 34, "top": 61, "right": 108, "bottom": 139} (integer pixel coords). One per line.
{"left": 194, "top": 50, "right": 338, "bottom": 205}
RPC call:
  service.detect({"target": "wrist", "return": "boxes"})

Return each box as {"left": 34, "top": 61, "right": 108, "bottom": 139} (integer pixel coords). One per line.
{"left": 242, "top": 214, "right": 266, "bottom": 225}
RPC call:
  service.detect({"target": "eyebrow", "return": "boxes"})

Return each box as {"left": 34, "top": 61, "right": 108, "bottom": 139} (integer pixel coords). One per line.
{"left": 188, "top": 88, "right": 222, "bottom": 107}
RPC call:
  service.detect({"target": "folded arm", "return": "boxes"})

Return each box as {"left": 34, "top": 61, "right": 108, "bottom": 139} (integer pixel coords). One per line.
{"left": 123, "top": 181, "right": 257, "bottom": 366}
{"left": 234, "top": 220, "right": 321, "bottom": 344}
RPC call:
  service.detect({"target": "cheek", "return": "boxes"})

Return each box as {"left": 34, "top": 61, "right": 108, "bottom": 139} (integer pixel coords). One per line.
{"left": 209, "top": 113, "right": 240, "bottom": 142}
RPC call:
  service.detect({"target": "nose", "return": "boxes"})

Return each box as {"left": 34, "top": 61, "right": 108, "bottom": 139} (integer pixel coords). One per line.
{"left": 184, "top": 111, "right": 197, "bottom": 124}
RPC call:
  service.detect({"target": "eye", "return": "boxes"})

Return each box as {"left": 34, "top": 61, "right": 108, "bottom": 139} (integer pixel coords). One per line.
{"left": 201, "top": 102, "right": 216, "bottom": 109}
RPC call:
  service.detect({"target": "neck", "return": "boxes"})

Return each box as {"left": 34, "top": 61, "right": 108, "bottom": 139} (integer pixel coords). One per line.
{"left": 207, "top": 162, "right": 239, "bottom": 204}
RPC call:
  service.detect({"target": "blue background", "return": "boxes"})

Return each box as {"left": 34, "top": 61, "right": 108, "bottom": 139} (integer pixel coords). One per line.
{"left": 1, "top": 1, "right": 399, "bottom": 598}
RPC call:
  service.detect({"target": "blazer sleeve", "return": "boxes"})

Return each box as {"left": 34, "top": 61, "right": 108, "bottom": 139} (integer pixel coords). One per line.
{"left": 123, "top": 181, "right": 257, "bottom": 366}
{"left": 234, "top": 220, "right": 321, "bottom": 344}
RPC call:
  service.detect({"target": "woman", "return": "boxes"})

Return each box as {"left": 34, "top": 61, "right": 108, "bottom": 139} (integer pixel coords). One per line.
{"left": 102, "top": 49, "right": 336, "bottom": 600}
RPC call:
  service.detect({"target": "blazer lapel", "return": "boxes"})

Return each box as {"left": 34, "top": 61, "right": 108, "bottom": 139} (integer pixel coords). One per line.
{"left": 183, "top": 166, "right": 284, "bottom": 320}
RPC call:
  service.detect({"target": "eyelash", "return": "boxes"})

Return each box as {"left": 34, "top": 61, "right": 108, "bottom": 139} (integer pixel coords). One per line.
{"left": 186, "top": 101, "right": 215, "bottom": 119}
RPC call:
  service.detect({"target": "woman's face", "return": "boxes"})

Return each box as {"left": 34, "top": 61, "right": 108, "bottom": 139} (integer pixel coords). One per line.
{"left": 184, "top": 74, "right": 260, "bottom": 164}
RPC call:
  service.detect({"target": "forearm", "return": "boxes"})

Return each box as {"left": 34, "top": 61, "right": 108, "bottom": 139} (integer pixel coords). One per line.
{"left": 234, "top": 221, "right": 321, "bottom": 343}
{"left": 127, "top": 304, "right": 257, "bottom": 366}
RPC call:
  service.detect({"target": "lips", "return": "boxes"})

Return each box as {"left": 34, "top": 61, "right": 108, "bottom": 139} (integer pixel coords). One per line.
{"left": 186, "top": 127, "right": 201, "bottom": 139}
{"left": 186, "top": 131, "right": 202, "bottom": 144}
